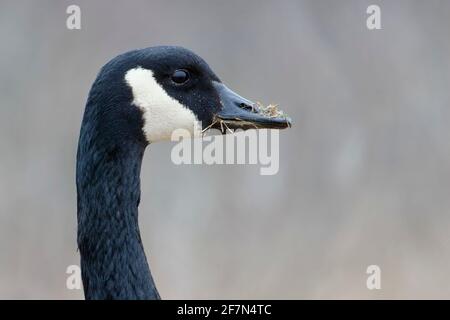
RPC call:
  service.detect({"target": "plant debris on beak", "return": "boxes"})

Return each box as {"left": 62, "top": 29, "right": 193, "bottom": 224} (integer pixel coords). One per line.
{"left": 255, "top": 102, "right": 289, "bottom": 120}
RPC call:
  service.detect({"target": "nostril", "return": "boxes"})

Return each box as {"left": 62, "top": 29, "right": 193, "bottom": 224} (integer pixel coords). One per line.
{"left": 239, "top": 103, "right": 257, "bottom": 113}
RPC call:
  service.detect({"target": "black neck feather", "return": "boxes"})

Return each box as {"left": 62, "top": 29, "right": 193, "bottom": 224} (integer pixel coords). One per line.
{"left": 76, "top": 107, "right": 159, "bottom": 300}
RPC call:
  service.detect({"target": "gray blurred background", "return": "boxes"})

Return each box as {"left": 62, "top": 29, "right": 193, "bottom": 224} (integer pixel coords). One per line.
{"left": 1, "top": 0, "right": 449, "bottom": 299}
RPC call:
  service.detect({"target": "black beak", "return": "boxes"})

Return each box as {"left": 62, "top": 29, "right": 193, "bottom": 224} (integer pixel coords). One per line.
{"left": 212, "top": 82, "right": 292, "bottom": 132}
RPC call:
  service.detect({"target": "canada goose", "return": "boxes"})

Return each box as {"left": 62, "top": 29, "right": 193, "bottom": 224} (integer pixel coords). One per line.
{"left": 76, "top": 46, "right": 291, "bottom": 299}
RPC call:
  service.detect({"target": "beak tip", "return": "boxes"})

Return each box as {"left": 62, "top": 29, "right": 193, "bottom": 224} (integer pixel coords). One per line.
{"left": 286, "top": 117, "right": 293, "bottom": 128}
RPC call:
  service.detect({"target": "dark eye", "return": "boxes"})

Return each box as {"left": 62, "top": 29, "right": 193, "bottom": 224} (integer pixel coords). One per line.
{"left": 171, "top": 69, "right": 190, "bottom": 84}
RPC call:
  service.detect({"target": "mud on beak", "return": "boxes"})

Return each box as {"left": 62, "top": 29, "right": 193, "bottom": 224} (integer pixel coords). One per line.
{"left": 211, "top": 82, "right": 292, "bottom": 132}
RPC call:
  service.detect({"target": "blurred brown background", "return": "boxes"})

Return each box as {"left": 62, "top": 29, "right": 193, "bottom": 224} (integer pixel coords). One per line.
{"left": 0, "top": 0, "right": 449, "bottom": 299}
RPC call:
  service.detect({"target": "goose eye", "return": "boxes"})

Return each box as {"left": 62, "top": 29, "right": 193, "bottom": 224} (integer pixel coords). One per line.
{"left": 171, "top": 69, "right": 190, "bottom": 84}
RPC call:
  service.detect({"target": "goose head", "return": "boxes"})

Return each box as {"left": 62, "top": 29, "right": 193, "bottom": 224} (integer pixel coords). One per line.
{"left": 77, "top": 46, "right": 292, "bottom": 299}
{"left": 86, "top": 46, "right": 291, "bottom": 145}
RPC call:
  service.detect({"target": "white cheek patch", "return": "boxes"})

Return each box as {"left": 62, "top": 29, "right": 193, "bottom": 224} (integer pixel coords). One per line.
{"left": 124, "top": 67, "right": 202, "bottom": 143}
